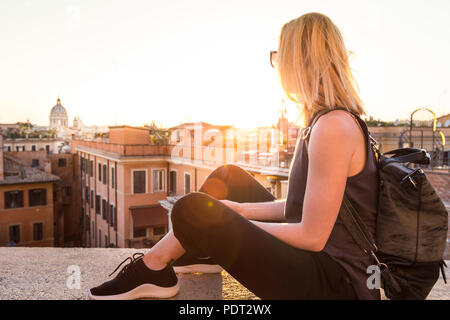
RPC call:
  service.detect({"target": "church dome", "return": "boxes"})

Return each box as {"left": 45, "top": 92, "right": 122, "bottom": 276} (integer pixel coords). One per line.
{"left": 50, "top": 98, "right": 68, "bottom": 118}
{"left": 49, "top": 97, "right": 69, "bottom": 129}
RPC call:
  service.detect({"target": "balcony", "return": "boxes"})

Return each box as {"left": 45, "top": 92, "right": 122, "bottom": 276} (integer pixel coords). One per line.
{"left": 72, "top": 139, "right": 173, "bottom": 157}
{"left": 0, "top": 247, "right": 448, "bottom": 300}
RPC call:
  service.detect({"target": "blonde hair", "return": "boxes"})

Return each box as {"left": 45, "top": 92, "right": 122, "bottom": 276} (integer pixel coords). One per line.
{"left": 277, "top": 12, "right": 365, "bottom": 125}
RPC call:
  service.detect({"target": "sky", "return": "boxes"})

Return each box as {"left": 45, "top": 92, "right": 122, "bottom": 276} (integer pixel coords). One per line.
{"left": 0, "top": 0, "right": 449, "bottom": 128}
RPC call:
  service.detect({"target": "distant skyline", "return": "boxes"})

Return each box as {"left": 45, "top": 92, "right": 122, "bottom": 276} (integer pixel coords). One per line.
{"left": 1, "top": 0, "right": 449, "bottom": 128}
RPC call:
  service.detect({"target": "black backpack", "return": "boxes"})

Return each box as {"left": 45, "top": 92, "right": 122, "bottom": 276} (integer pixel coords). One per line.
{"left": 309, "top": 108, "right": 448, "bottom": 299}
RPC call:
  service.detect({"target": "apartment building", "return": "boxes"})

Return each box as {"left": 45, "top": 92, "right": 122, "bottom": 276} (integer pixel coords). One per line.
{"left": 0, "top": 135, "right": 60, "bottom": 247}
{"left": 1, "top": 141, "right": 81, "bottom": 247}
{"left": 49, "top": 152, "right": 81, "bottom": 246}
{"left": 2, "top": 137, "right": 64, "bottom": 154}
{"left": 73, "top": 122, "right": 290, "bottom": 248}
{"left": 73, "top": 126, "right": 172, "bottom": 248}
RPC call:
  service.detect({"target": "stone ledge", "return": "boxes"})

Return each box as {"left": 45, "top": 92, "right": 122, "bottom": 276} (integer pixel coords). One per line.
{"left": 0, "top": 247, "right": 447, "bottom": 300}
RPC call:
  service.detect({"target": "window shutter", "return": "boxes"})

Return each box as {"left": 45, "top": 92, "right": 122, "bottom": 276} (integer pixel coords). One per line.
{"left": 133, "top": 171, "right": 146, "bottom": 194}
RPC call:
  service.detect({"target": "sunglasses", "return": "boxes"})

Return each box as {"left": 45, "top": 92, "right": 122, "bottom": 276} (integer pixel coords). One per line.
{"left": 270, "top": 50, "right": 278, "bottom": 68}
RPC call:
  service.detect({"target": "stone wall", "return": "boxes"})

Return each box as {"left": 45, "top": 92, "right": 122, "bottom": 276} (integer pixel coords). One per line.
{"left": 0, "top": 248, "right": 447, "bottom": 300}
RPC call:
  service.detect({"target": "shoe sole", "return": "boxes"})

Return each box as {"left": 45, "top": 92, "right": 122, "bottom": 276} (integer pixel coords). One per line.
{"left": 88, "top": 282, "right": 180, "bottom": 300}
{"left": 173, "top": 264, "right": 223, "bottom": 274}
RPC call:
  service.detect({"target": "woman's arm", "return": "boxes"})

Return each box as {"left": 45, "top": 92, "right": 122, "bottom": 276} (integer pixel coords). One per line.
{"left": 251, "top": 111, "right": 360, "bottom": 252}
{"left": 221, "top": 199, "right": 286, "bottom": 222}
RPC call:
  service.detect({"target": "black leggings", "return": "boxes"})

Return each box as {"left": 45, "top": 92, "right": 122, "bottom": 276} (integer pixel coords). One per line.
{"left": 171, "top": 164, "right": 357, "bottom": 300}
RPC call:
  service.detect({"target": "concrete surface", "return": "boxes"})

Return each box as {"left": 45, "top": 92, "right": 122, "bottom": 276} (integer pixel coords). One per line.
{"left": 0, "top": 247, "right": 447, "bottom": 300}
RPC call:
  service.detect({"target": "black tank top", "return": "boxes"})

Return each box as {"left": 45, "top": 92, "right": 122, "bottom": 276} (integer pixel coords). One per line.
{"left": 284, "top": 108, "right": 381, "bottom": 300}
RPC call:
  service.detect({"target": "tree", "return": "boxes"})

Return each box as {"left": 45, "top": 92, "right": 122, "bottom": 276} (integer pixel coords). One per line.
{"left": 146, "top": 121, "right": 170, "bottom": 145}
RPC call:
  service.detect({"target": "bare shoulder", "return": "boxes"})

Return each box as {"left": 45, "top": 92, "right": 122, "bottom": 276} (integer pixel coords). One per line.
{"left": 311, "top": 110, "right": 360, "bottom": 139}
{"left": 309, "top": 109, "right": 361, "bottom": 151}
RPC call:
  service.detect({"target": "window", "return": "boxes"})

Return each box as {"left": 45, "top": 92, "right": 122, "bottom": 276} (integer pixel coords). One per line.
{"left": 169, "top": 171, "right": 177, "bottom": 194}
{"left": 184, "top": 173, "right": 191, "bottom": 194}
{"left": 153, "top": 226, "right": 165, "bottom": 236}
{"left": 31, "top": 145, "right": 36, "bottom": 152}
{"left": 105, "top": 235, "right": 108, "bottom": 247}
{"left": 63, "top": 186, "right": 71, "bottom": 197}
{"left": 102, "top": 199, "right": 107, "bottom": 220}
{"left": 95, "top": 195, "right": 100, "bottom": 214}
{"left": 29, "top": 189, "right": 47, "bottom": 206}
{"left": 90, "top": 190, "right": 94, "bottom": 208}
{"left": 98, "top": 230, "right": 102, "bottom": 247}
{"left": 90, "top": 160, "right": 93, "bottom": 177}
{"left": 114, "top": 207, "right": 118, "bottom": 231}
{"left": 85, "top": 187, "right": 89, "bottom": 204}
{"left": 103, "top": 164, "right": 107, "bottom": 185}
{"left": 111, "top": 167, "right": 115, "bottom": 189}
{"left": 91, "top": 222, "right": 94, "bottom": 240}
{"left": 31, "top": 159, "right": 40, "bottom": 167}
{"left": 110, "top": 205, "right": 115, "bottom": 227}
{"left": 33, "top": 223, "right": 43, "bottom": 241}
{"left": 152, "top": 169, "right": 165, "bottom": 193}
{"left": 98, "top": 163, "right": 102, "bottom": 182}
{"left": 133, "top": 228, "right": 146, "bottom": 238}
{"left": 5, "top": 190, "right": 24, "bottom": 209}
{"left": 133, "top": 170, "right": 146, "bottom": 194}
{"left": 58, "top": 158, "right": 67, "bottom": 167}
{"left": 9, "top": 225, "right": 20, "bottom": 244}
{"left": 80, "top": 157, "right": 84, "bottom": 172}
{"left": 45, "top": 145, "right": 50, "bottom": 154}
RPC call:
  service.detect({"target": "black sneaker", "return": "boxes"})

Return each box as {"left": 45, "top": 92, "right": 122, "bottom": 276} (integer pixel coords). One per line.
{"left": 173, "top": 253, "right": 223, "bottom": 274}
{"left": 88, "top": 253, "right": 179, "bottom": 300}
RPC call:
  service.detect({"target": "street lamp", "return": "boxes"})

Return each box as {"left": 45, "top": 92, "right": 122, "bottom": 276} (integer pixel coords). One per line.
{"left": 409, "top": 107, "right": 437, "bottom": 167}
